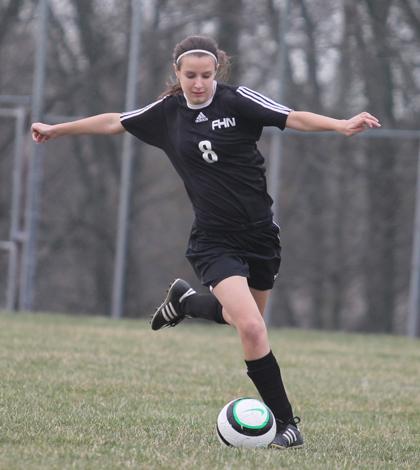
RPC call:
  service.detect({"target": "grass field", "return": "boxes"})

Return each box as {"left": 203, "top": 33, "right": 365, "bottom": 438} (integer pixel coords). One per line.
{"left": 0, "top": 312, "right": 419, "bottom": 470}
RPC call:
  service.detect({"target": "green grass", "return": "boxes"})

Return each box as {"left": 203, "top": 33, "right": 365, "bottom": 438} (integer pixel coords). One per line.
{"left": 0, "top": 312, "right": 419, "bottom": 470}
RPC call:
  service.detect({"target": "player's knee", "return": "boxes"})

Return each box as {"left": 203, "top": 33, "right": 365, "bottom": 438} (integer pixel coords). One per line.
{"left": 238, "top": 316, "right": 267, "bottom": 344}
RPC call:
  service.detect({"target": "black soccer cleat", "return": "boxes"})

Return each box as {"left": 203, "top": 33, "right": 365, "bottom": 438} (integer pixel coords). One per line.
{"left": 150, "top": 278, "right": 196, "bottom": 331}
{"left": 269, "top": 417, "right": 304, "bottom": 449}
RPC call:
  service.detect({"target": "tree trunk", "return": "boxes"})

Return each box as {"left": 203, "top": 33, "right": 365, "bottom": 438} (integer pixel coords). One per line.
{"left": 357, "top": 0, "right": 398, "bottom": 332}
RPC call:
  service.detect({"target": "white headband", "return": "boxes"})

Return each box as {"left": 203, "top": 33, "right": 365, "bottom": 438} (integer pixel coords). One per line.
{"left": 175, "top": 49, "right": 218, "bottom": 65}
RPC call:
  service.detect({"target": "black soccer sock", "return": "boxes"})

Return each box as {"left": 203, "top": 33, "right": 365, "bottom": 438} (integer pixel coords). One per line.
{"left": 182, "top": 293, "right": 227, "bottom": 324}
{"left": 245, "top": 350, "right": 294, "bottom": 424}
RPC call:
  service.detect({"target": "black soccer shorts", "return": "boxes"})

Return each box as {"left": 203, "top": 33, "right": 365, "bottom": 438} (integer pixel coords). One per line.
{"left": 185, "top": 222, "right": 281, "bottom": 290}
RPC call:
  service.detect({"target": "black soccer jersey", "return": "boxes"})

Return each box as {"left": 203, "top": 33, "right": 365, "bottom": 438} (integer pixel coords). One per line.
{"left": 120, "top": 82, "right": 291, "bottom": 231}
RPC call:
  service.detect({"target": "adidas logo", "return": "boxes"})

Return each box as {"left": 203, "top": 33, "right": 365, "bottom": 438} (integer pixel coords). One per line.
{"left": 195, "top": 112, "right": 208, "bottom": 123}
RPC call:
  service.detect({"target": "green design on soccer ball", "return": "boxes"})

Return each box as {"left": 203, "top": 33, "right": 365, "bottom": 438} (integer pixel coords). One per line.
{"left": 232, "top": 399, "right": 270, "bottom": 429}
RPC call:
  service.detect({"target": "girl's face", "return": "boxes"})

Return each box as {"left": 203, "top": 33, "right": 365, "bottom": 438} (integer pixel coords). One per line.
{"left": 174, "top": 55, "right": 217, "bottom": 105}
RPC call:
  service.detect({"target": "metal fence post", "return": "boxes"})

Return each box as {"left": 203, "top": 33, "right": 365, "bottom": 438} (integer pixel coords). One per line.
{"left": 8, "top": 107, "right": 26, "bottom": 310}
{"left": 19, "top": 0, "right": 49, "bottom": 310}
{"left": 408, "top": 142, "right": 420, "bottom": 338}
{"left": 0, "top": 107, "right": 26, "bottom": 311}
{"left": 265, "top": 0, "right": 290, "bottom": 326}
{"left": 111, "top": 0, "right": 142, "bottom": 319}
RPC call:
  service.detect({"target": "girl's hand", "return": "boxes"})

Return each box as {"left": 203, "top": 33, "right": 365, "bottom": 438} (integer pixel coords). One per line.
{"left": 31, "top": 122, "right": 56, "bottom": 143}
{"left": 340, "top": 112, "right": 381, "bottom": 137}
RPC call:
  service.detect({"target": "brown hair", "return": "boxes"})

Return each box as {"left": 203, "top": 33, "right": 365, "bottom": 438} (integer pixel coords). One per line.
{"left": 159, "top": 35, "right": 230, "bottom": 98}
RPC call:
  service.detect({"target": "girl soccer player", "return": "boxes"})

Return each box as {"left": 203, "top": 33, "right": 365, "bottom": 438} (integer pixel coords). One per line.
{"left": 31, "top": 35, "right": 380, "bottom": 449}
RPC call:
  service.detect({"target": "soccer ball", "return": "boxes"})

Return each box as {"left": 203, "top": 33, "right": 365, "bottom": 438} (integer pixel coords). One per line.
{"left": 216, "top": 397, "right": 276, "bottom": 448}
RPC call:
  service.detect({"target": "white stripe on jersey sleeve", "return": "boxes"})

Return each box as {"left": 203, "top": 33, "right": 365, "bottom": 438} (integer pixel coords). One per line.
{"left": 236, "top": 86, "right": 291, "bottom": 115}
{"left": 120, "top": 98, "right": 165, "bottom": 121}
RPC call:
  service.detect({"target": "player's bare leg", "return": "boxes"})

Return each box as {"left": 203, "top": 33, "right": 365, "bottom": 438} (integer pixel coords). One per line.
{"left": 250, "top": 288, "right": 271, "bottom": 316}
{"left": 212, "top": 276, "right": 269, "bottom": 360}
{"left": 213, "top": 276, "right": 303, "bottom": 449}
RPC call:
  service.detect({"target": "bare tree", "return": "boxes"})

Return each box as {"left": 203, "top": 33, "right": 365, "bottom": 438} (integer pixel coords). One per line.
{"left": 1, "top": 0, "right": 419, "bottom": 332}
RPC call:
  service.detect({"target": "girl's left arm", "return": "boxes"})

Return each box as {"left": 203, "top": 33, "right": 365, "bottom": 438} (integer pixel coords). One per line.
{"left": 286, "top": 111, "right": 381, "bottom": 137}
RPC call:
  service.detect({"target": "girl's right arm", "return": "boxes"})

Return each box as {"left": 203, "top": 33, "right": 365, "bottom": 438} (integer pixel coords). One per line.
{"left": 31, "top": 113, "right": 125, "bottom": 143}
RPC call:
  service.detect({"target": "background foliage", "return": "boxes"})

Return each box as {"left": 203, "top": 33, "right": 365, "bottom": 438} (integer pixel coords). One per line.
{"left": 1, "top": 0, "right": 420, "bottom": 333}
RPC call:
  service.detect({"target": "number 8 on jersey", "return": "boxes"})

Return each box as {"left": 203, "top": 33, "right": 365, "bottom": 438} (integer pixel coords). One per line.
{"left": 198, "top": 140, "right": 218, "bottom": 163}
